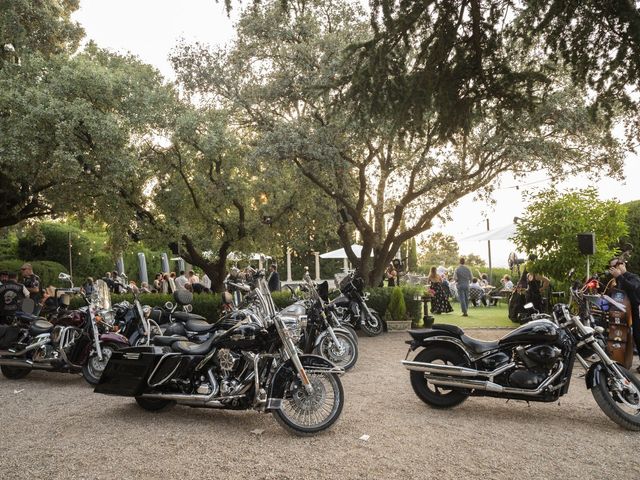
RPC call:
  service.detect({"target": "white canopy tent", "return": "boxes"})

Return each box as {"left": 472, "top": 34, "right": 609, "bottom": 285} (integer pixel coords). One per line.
{"left": 460, "top": 222, "right": 517, "bottom": 282}
{"left": 320, "top": 244, "right": 373, "bottom": 272}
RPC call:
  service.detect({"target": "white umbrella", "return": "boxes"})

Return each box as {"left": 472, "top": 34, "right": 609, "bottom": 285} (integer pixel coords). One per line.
{"left": 320, "top": 244, "right": 372, "bottom": 272}
{"left": 460, "top": 223, "right": 516, "bottom": 242}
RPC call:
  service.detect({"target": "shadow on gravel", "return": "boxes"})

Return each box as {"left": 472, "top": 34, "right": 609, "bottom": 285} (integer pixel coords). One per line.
{"left": 0, "top": 371, "right": 86, "bottom": 388}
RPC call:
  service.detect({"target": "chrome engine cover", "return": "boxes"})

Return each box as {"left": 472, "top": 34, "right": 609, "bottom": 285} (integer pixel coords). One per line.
{"left": 217, "top": 349, "right": 239, "bottom": 373}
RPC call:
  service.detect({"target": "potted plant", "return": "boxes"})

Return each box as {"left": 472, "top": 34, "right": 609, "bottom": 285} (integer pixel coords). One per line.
{"left": 385, "top": 286, "right": 412, "bottom": 331}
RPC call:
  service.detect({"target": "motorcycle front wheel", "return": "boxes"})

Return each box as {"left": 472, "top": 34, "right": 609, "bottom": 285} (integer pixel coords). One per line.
{"left": 591, "top": 365, "right": 640, "bottom": 431}
{"left": 360, "top": 310, "right": 383, "bottom": 337}
{"left": 313, "top": 331, "right": 358, "bottom": 371}
{"left": 273, "top": 372, "right": 344, "bottom": 436}
{"left": 82, "top": 343, "right": 120, "bottom": 385}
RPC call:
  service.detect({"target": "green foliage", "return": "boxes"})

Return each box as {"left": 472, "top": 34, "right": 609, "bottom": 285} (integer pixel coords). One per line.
{"left": 0, "top": 231, "right": 18, "bottom": 260}
{"left": 0, "top": 259, "right": 68, "bottom": 287}
{"left": 623, "top": 200, "right": 640, "bottom": 274}
{"left": 385, "top": 286, "right": 407, "bottom": 322}
{"left": 513, "top": 188, "right": 628, "bottom": 282}
{"left": 418, "top": 233, "right": 460, "bottom": 272}
{"left": 365, "top": 286, "right": 423, "bottom": 322}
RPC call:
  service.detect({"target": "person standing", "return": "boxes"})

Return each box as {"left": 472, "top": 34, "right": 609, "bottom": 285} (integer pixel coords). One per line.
{"left": 20, "top": 263, "right": 42, "bottom": 314}
{"left": 609, "top": 258, "right": 640, "bottom": 372}
{"left": 267, "top": 264, "right": 280, "bottom": 292}
{"left": 174, "top": 271, "right": 189, "bottom": 290}
{"left": 188, "top": 270, "right": 200, "bottom": 285}
{"left": 82, "top": 277, "right": 95, "bottom": 296}
{"left": 429, "top": 266, "right": 453, "bottom": 314}
{"left": 0, "top": 272, "right": 27, "bottom": 323}
{"left": 385, "top": 263, "right": 397, "bottom": 287}
{"left": 454, "top": 257, "right": 472, "bottom": 317}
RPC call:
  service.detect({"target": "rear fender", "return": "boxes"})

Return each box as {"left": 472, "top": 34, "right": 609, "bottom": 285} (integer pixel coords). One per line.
{"left": 266, "top": 354, "right": 341, "bottom": 410}
{"left": 409, "top": 337, "right": 472, "bottom": 363}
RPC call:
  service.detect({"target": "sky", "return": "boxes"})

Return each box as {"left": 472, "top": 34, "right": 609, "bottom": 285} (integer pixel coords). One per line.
{"left": 72, "top": 0, "right": 640, "bottom": 267}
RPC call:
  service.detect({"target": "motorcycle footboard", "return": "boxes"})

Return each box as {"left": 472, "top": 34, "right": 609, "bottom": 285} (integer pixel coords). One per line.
{"left": 94, "top": 346, "right": 168, "bottom": 397}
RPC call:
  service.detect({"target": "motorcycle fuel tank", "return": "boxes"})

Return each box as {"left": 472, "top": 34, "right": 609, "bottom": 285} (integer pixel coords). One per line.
{"left": 499, "top": 319, "right": 559, "bottom": 346}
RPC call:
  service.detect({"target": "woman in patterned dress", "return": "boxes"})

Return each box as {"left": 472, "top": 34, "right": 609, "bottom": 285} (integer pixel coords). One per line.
{"left": 429, "top": 266, "right": 453, "bottom": 314}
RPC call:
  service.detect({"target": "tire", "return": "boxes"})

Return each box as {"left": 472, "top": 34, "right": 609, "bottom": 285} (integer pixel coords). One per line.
{"left": 360, "top": 310, "right": 383, "bottom": 337}
{"left": 272, "top": 372, "right": 344, "bottom": 436}
{"left": 313, "top": 331, "right": 358, "bottom": 371}
{"left": 341, "top": 324, "right": 358, "bottom": 344}
{"left": 135, "top": 396, "right": 176, "bottom": 412}
{"left": 0, "top": 365, "right": 32, "bottom": 380}
{"left": 591, "top": 365, "right": 640, "bottom": 431}
{"left": 82, "top": 343, "right": 120, "bottom": 385}
{"left": 409, "top": 346, "right": 469, "bottom": 408}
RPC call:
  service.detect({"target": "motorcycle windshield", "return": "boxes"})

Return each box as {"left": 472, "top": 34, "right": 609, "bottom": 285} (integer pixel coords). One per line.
{"left": 94, "top": 279, "right": 112, "bottom": 311}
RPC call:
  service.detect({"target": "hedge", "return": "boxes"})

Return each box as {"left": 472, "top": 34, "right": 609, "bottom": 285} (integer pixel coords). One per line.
{"left": 67, "top": 286, "right": 424, "bottom": 325}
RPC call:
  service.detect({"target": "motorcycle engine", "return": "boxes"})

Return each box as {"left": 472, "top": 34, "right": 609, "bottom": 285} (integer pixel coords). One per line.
{"left": 216, "top": 349, "right": 241, "bottom": 374}
{"left": 509, "top": 345, "right": 563, "bottom": 389}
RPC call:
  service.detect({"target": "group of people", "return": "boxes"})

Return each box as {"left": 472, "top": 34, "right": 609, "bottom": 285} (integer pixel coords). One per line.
{"left": 0, "top": 264, "right": 43, "bottom": 320}
{"left": 425, "top": 258, "right": 516, "bottom": 316}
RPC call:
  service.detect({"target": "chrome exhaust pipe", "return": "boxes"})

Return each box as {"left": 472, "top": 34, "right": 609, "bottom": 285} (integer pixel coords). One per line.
{"left": 425, "top": 361, "right": 564, "bottom": 397}
{"left": 402, "top": 360, "right": 515, "bottom": 379}
{"left": 0, "top": 358, "right": 55, "bottom": 370}
{"left": 139, "top": 392, "right": 246, "bottom": 407}
{"left": 0, "top": 339, "right": 49, "bottom": 357}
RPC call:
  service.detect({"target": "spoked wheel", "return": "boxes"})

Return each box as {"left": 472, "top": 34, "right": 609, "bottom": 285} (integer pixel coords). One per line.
{"left": 410, "top": 346, "right": 469, "bottom": 408}
{"left": 313, "top": 331, "right": 358, "bottom": 371}
{"left": 82, "top": 343, "right": 119, "bottom": 385}
{"left": 591, "top": 365, "right": 640, "bottom": 430}
{"left": 273, "top": 372, "right": 344, "bottom": 436}
{"left": 360, "top": 311, "right": 383, "bottom": 337}
{"left": 340, "top": 324, "right": 358, "bottom": 344}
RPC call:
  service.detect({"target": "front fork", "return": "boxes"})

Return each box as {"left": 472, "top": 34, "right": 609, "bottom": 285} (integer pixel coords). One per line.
{"left": 89, "top": 310, "right": 103, "bottom": 361}
{"left": 283, "top": 334, "right": 314, "bottom": 394}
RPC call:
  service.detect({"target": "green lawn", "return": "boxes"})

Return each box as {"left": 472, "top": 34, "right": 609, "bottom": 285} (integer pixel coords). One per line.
{"left": 424, "top": 302, "right": 516, "bottom": 329}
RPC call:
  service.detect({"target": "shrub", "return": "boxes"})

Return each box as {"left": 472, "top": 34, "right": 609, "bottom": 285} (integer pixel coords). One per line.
{"left": 386, "top": 286, "right": 407, "bottom": 321}
{"left": 366, "top": 286, "right": 423, "bottom": 322}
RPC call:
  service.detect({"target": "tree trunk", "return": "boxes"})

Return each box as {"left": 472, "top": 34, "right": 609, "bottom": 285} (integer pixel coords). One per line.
{"left": 178, "top": 234, "right": 230, "bottom": 293}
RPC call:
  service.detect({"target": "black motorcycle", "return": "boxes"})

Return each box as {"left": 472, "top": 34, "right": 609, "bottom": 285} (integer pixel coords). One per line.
{"left": 329, "top": 272, "right": 383, "bottom": 336}
{"left": 95, "top": 272, "right": 345, "bottom": 436}
{"left": 402, "top": 278, "right": 640, "bottom": 430}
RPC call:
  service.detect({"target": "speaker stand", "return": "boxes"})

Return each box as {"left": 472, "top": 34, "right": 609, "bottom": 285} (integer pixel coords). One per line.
{"left": 586, "top": 255, "right": 591, "bottom": 279}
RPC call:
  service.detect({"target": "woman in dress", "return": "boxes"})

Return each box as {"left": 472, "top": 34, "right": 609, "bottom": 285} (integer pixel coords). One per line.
{"left": 429, "top": 266, "right": 453, "bottom": 314}
{"left": 386, "top": 263, "right": 397, "bottom": 287}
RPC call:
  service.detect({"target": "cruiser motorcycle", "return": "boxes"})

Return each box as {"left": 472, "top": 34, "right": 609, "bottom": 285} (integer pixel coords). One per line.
{"left": 329, "top": 272, "right": 384, "bottom": 336}
{"left": 95, "top": 272, "right": 345, "bottom": 436}
{"left": 0, "top": 274, "right": 129, "bottom": 384}
{"left": 402, "top": 277, "right": 640, "bottom": 430}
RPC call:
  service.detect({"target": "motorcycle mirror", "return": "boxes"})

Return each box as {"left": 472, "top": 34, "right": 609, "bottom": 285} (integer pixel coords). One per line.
{"left": 567, "top": 268, "right": 575, "bottom": 279}
{"left": 164, "top": 301, "right": 174, "bottom": 311}
{"left": 184, "top": 304, "right": 193, "bottom": 313}
{"left": 524, "top": 302, "right": 534, "bottom": 310}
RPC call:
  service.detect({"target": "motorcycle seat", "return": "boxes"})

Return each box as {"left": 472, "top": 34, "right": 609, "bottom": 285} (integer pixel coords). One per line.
{"left": 29, "top": 319, "right": 54, "bottom": 335}
{"left": 185, "top": 319, "right": 215, "bottom": 333}
{"left": 172, "top": 335, "right": 216, "bottom": 355}
{"left": 172, "top": 311, "right": 207, "bottom": 323}
{"left": 407, "top": 324, "right": 464, "bottom": 342}
{"left": 152, "top": 335, "right": 188, "bottom": 347}
{"left": 460, "top": 335, "right": 500, "bottom": 354}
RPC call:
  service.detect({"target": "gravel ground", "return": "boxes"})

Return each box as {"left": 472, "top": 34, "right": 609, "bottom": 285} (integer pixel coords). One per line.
{"left": 1, "top": 329, "right": 640, "bottom": 480}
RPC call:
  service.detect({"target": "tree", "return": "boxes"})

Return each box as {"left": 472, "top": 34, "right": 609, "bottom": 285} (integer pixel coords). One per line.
{"left": 622, "top": 200, "right": 640, "bottom": 274}
{"left": 0, "top": 45, "right": 176, "bottom": 230}
{"left": 418, "top": 232, "right": 460, "bottom": 270}
{"left": 346, "top": 1, "right": 640, "bottom": 138}
{"left": 172, "top": 0, "right": 625, "bottom": 287}
{"left": 513, "top": 188, "right": 628, "bottom": 281}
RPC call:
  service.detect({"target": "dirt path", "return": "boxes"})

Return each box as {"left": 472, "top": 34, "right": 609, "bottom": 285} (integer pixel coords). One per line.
{"left": 1, "top": 330, "right": 639, "bottom": 480}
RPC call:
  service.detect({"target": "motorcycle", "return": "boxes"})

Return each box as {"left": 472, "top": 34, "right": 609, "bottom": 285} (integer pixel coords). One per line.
{"left": 329, "top": 272, "right": 384, "bottom": 336}
{"left": 402, "top": 272, "right": 640, "bottom": 430}
{"left": 0, "top": 273, "right": 129, "bottom": 385}
{"left": 95, "top": 271, "right": 345, "bottom": 436}
{"left": 290, "top": 277, "right": 358, "bottom": 371}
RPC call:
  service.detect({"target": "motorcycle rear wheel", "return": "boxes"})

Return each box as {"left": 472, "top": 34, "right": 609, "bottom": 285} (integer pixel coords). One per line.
{"left": 410, "top": 346, "right": 469, "bottom": 408}
{"left": 273, "top": 372, "right": 344, "bottom": 436}
{"left": 591, "top": 365, "right": 640, "bottom": 431}
{"left": 0, "top": 365, "right": 32, "bottom": 379}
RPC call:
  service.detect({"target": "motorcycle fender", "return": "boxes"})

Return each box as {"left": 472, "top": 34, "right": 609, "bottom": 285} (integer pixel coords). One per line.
{"left": 412, "top": 337, "right": 472, "bottom": 363}
{"left": 266, "top": 355, "right": 338, "bottom": 410}
{"left": 585, "top": 362, "right": 606, "bottom": 390}
{"left": 99, "top": 332, "right": 130, "bottom": 346}
{"left": 312, "top": 328, "right": 351, "bottom": 350}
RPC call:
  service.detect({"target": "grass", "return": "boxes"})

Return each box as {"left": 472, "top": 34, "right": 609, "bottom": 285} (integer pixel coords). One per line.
{"left": 425, "top": 302, "right": 516, "bottom": 329}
